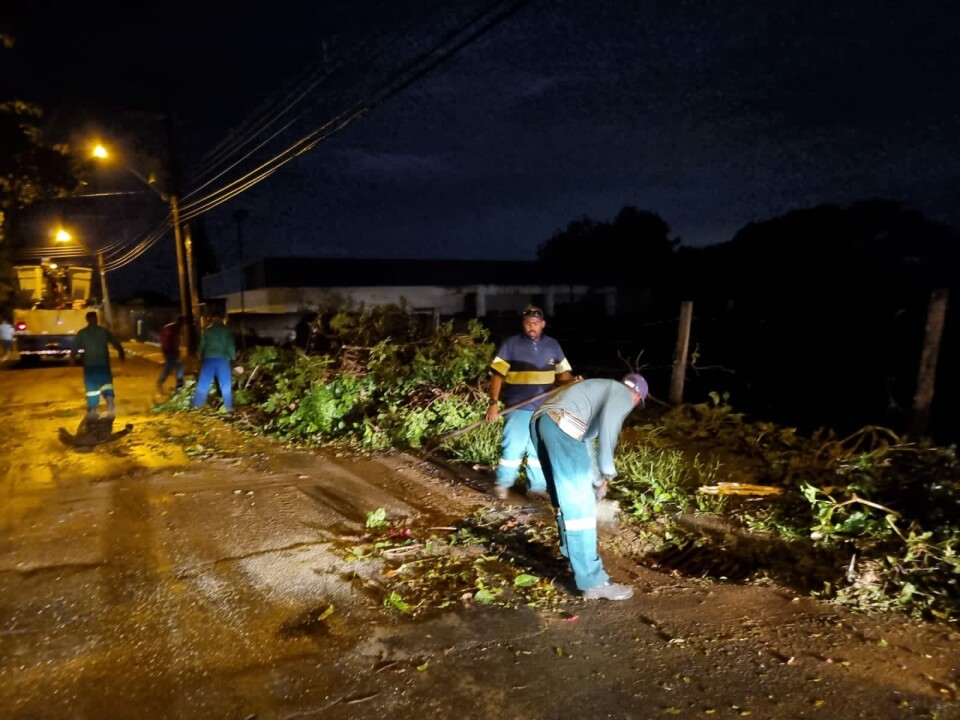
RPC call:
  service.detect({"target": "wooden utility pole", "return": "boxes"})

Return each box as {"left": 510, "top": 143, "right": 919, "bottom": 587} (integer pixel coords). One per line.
{"left": 232, "top": 210, "right": 250, "bottom": 352}
{"left": 184, "top": 223, "right": 201, "bottom": 331}
{"left": 910, "top": 288, "right": 948, "bottom": 437}
{"left": 669, "top": 300, "right": 693, "bottom": 404}
{"left": 169, "top": 194, "right": 197, "bottom": 353}
{"left": 96, "top": 251, "right": 113, "bottom": 328}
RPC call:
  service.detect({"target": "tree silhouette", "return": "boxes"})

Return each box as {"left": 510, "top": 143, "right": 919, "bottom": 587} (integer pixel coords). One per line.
{"left": 0, "top": 101, "right": 81, "bottom": 238}
{"left": 0, "top": 101, "right": 83, "bottom": 309}
{"left": 537, "top": 206, "right": 678, "bottom": 284}
{"left": 610, "top": 206, "right": 679, "bottom": 265}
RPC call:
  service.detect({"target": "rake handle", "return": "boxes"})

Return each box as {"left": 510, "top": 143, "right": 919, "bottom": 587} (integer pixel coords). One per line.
{"left": 423, "top": 378, "right": 583, "bottom": 455}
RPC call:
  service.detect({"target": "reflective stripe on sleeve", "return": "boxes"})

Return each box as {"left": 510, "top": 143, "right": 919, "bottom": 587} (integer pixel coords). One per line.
{"left": 498, "top": 458, "right": 523, "bottom": 469}
{"left": 490, "top": 357, "right": 510, "bottom": 376}
{"left": 526, "top": 457, "right": 542, "bottom": 469}
{"left": 556, "top": 358, "right": 572, "bottom": 374}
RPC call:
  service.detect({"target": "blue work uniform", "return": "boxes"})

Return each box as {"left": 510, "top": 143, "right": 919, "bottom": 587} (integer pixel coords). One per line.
{"left": 490, "top": 334, "right": 572, "bottom": 492}
{"left": 72, "top": 325, "right": 125, "bottom": 411}
{"left": 192, "top": 322, "right": 237, "bottom": 411}
{"left": 531, "top": 379, "right": 636, "bottom": 590}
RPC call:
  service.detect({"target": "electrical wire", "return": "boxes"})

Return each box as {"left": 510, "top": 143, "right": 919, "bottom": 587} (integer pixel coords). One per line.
{"left": 178, "top": 0, "right": 528, "bottom": 223}
{"left": 183, "top": 57, "right": 337, "bottom": 196}
{"left": 68, "top": 0, "right": 529, "bottom": 273}
{"left": 182, "top": 0, "right": 454, "bottom": 188}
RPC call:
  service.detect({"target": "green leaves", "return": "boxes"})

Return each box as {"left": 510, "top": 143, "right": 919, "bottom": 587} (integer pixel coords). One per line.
{"left": 228, "top": 307, "right": 493, "bottom": 449}
{"left": 612, "top": 407, "right": 960, "bottom": 622}
{"left": 473, "top": 588, "right": 497, "bottom": 604}
{"left": 366, "top": 508, "right": 388, "bottom": 529}
{"left": 383, "top": 592, "right": 413, "bottom": 613}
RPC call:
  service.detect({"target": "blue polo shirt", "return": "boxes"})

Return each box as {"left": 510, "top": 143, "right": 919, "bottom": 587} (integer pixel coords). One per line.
{"left": 490, "top": 334, "right": 573, "bottom": 411}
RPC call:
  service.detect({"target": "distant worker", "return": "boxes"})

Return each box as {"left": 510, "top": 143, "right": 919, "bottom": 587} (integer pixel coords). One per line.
{"left": 486, "top": 305, "right": 578, "bottom": 500}
{"left": 192, "top": 313, "right": 237, "bottom": 413}
{"left": 0, "top": 317, "right": 13, "bottom": 361}
{"left": 72, "top": 311, "right": 125, "bottom": 418}
{"left": 157, "top": 314, "right": 186, "bottom": 393}
{"left": 531, "top": 373, "right": 649, "bottom": 601}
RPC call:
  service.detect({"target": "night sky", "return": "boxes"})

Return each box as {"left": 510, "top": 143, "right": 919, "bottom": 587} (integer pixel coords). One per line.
{"left": 4, "top": 0, "right": 960, "bottom": 297}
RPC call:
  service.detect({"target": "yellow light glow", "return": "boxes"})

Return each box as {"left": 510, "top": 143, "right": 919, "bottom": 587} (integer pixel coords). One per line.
{"left": 49, "top": 263, "right": 58, "bottom": 270}
{"left": 92, "top": 144, "right": 109, "bottom": 159}
{"left": 55, "top": 228, "right": 72, "bottom": 242}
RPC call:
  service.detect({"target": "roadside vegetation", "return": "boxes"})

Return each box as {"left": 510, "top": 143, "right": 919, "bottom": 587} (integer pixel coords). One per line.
{"left": 156, "top": 304, "right": 960, "bottom": 622}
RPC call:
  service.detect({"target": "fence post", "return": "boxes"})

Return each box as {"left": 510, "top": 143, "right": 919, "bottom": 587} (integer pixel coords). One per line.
{"left": 910, "top": 288, "right": 948, "bottom": 437}
{"left": 669, "top": 300, "right": 693, "bottom": 404}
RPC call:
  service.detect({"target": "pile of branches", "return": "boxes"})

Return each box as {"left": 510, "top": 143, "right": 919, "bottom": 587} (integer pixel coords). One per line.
{"left": 234, "top": 305, "right": 494, "bottom": 450}
{"left": 615, "top": 397, "right": 960, "bottom": 622}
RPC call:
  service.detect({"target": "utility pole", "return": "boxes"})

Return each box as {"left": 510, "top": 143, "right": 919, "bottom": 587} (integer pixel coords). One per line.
{"left": 184, "top": 223, "right": 201, "bottom": 329}
{"left": 91, "top": 115, "right": 193, "bottom": 346}
{"left": 96, "top": 251, "right": 114, "bottom": 328}
{"left": 164, "top": 112, "right": 198, "bottom": 354}
{"left": 169, "top": 195, "right": 190, "bottom": 322}
{"left": 233, "top": 209, "right": 249, "bottom": 351}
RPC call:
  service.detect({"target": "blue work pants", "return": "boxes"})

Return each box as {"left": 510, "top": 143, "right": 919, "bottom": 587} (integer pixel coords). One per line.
{"left": 531, "top": 415, "right": 609, "bottom": 591}
{"left": 495, "top": 409, "right": 546, "bottom": 492}
{"left": 192, "top": 357, "right": 233, "bottom": 411}
{"left": 83, "top": 365, "right": 115, "bottom": 411}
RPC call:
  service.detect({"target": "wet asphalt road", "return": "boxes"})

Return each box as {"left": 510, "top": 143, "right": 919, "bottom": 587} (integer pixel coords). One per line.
{"left": 1, "top": 352, "right": 959, "bottom": 720}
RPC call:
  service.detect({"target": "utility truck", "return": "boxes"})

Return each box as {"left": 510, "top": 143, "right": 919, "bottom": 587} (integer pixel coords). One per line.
{"left": 12, "top": 263, "right": 100, "bottom": 362}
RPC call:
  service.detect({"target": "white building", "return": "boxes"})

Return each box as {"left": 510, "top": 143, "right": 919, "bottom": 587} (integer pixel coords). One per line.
{"left": 201, "top": 257, "right": 616, "bottom": 344}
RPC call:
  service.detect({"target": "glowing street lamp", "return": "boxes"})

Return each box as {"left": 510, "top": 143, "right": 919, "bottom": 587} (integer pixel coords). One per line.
{"left": 90, "top": 141, "right": 193, "bottom": 335}
{"left": 55, "top": 228, "right": 72, "bottom": 243}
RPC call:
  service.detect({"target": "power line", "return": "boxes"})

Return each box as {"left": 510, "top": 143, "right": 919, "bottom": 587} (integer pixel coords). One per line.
{"left": 183, "top": 0, "right": 433, "bottom": 197}
{"left": 178, "top": 0, "right": 529, "bottom": 223}
{"left": 84, "top": 0, "right": 531, "bottom": 272}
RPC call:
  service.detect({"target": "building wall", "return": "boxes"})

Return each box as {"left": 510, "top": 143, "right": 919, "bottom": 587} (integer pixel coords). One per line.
{"left": 224, "top": 284, "right": 601, "bottom": 317}
{"left": 218, "top": 283, "right": 610, "bottom": 344}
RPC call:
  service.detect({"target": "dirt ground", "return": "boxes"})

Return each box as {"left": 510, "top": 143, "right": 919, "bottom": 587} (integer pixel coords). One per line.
{"left": 0, "top": 352, "right": 958, "bottom": 720}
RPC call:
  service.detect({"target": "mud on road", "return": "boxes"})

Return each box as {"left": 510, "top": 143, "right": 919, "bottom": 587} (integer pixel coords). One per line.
{"left": 0, "top": 359, "right": 958, "bottom": 719}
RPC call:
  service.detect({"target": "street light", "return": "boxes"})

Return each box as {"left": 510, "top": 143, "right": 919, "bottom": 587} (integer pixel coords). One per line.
{"left": 90, "top": 142, "right": 193, "bottom": 342}
{"left": 53, "top": 225, "right": 114, "bottom": 326}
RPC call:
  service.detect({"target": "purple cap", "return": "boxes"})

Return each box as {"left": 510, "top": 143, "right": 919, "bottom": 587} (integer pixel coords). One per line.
{"left": 622, "top": 373, "right": 648, "bottom": 401}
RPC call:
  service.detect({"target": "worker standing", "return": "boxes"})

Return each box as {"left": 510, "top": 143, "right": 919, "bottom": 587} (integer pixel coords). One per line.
{"left": 191, "top": 313, "right": 237, "bottom": 413}
{"left": 72, "top": 311, "right": 125, "bottom": 418}
{"left": 486, "top": 305, "right": 579, "bottom": 499}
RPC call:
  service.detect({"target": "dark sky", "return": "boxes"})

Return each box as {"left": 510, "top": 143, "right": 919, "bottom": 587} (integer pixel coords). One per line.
{"left": 4, "top": 0, "right": 960, "bottom": 295}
